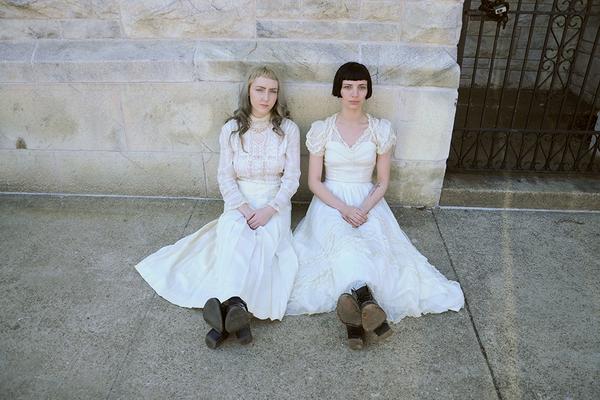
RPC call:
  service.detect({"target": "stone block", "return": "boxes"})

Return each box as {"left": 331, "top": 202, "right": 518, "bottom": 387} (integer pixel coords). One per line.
{"left": 61, "top": 19, "right": 121, "bottom": 39}
{"left": 33, "top": 40, "right": 196, "bottom": 82}
{"left": 203, "top": 152, "right": 219, "bottom": 198}
{"left": 0, "top": 18, "right": 61, "bottom": 40}
{"left": 193, "top": 40, "right": 360, "bottom": 83}
{"left": 256, "top": 0, "right": 303, "bottom": 18}
{"left": 401, "top": 0, "right": 463, "bottom": 45}
{"left": 393, "top": 87, "right": 457, "bottom": 162}
{"left": 386, "top": 159, "right": 447, "bottom": 206}
{"left": 299, "top": 0, "right": 360, "bottom": 19}
{"left": 257, "top": 20, "right": 400, "bottom": 41}
{"left": 360, "top": 0, "right": 403, "bottom": 22}
{"left": 0, "top": 150, "right": 207, "bottom": 197}
{"left": 0, "top": 42, "right": 35, "bottom": 82}
{"left": 119, "top": 0, "right": 255, "bottom": 39}
{"left": 120, "top": 82, "right": 238, "bottom": 153}
{"left": 362, "top": 44, "right": 460, "bottom": 88}
{"left": 0, "top": 0, "right": 119, "bottom": 19}
{"left": 0, "top": 84, "right": 124, "bottom": 151}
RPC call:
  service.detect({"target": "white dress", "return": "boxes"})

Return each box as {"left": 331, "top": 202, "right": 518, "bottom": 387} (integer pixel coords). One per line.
{"left": 286, "top": 114, "right": 464, "bottom": 322}
{"left": 135, "top": 117, "right": 301, "bottom": 320}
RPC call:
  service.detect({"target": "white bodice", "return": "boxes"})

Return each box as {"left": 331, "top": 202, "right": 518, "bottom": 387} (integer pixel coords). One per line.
{"left": 217, "top": 117, "right": 300, "bottom": 211}
{"left": 306, "top": 114, "right": 396, "bottom": 183}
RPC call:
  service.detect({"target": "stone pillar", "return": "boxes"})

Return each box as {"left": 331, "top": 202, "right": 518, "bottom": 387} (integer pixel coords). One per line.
{"left": 0, "top": 0, "right": 464, "bottom": 206}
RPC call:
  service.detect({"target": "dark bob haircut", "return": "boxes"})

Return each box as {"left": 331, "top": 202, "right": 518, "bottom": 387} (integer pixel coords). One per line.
{"left": 332, "top": 62, "right": 373, "bottom": 99}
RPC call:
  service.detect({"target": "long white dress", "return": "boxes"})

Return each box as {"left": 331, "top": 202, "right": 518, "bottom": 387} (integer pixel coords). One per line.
{"left": 286, "top": 114, "right": 464, "bottom": 322}
{"left": 135, "top": 117, "right": 301, "bottom": 320}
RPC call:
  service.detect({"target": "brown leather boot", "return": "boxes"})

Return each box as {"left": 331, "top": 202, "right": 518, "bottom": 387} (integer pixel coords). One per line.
{"left": 222, "top": 296, "right": 253, "bottom": 345}
{"left": 203, "top": 298, "right": 229, "bottom": 349}
{"left": 352, "top": 285, "right": 387, "bottom": 332}
{"left": 346, "top": 325, "right": 365, "bottom": 350}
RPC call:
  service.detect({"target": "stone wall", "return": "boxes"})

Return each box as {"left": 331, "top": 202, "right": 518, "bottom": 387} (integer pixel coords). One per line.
{"left": 0, "top": 0, "right": 464, "bottom": 206}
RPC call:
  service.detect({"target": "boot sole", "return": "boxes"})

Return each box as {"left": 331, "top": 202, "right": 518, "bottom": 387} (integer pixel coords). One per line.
{"left": 205, "top": 328, "right": 228, "bottom": 349}
{"left": 225, "top": 305, "right": 251, "bottom": 333}
{"left": 336, "top": 293, "right": 362, "bottom": 327}
{"left": 203, "top": 298, "right": 225, "bottom": 332}
{"left": 361, "top": 303, "right": 387, "bottom": 332}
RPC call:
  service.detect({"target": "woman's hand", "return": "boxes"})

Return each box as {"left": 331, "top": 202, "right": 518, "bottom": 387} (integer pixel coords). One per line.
{"left": 341, "top": 205, "right": 368, "bottom": 228}
{"left": 247, "top": 206, "right": 277, "bottom": 230}
{"left": 238, "top": 204, "right": 255, "bottom": 221}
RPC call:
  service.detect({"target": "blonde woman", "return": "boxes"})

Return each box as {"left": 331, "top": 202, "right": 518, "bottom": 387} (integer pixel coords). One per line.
{"left": 136, "top": 66, "right": 300, "bottom": 348}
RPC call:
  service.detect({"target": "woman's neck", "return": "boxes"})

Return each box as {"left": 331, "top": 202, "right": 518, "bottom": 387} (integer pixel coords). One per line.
{"left": 338, "top": 108, "right": 366, "bottom": 122}
{"left": 251, "top": 112, "right": 271, "bottom": 122}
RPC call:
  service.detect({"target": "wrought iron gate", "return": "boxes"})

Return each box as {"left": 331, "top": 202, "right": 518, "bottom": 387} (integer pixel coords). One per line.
{"left": 448, "top": 0, "right": 600, "bottom": 173}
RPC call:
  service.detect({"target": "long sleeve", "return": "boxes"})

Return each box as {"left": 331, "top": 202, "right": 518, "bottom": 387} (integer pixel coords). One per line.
{"left": 217, "top": 122, "right": 248, "bottom": 211}
{"left": 268, "top": 121, "right": 301, "bottom": 212}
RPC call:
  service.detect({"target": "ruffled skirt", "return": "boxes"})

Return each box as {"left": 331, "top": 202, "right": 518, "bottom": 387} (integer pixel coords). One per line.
{"left": 287, "top": 180, "right": 464, "bottom": 322}
{"left": 135, "top": 180, "right": 298, "bottom": 320}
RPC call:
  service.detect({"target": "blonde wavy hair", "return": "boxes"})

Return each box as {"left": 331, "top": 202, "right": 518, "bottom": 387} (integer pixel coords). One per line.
{"left": 227, "top": 65, "right": 290, "bottom": 142}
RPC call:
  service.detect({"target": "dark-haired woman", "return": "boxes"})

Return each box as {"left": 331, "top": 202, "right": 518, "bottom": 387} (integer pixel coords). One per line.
{"left": 136, "top": 66, "right": 300, "bottom": 348}
{"left": 287, "top": 62, "right": 464, "bottom": 349}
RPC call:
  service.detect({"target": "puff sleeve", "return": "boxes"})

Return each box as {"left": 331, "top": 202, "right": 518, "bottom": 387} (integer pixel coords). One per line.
{"left": 374, "top": 118, "right": 397, "bottom": 155}
{"left": 217, "top": 121, "right": 248, "bottom": 211}
{"left": 305, "top": 120, "right": 328, "bottom": 156}
{"left": 267, "top": 120, "right": 301, "bottom": 212}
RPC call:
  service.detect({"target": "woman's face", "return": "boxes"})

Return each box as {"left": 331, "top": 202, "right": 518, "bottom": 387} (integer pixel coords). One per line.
{"left": 340, "top": 79, "right": 368, "bottom": 110}
{"left": 249, "top": 76, "right": 279, "bottom": 118}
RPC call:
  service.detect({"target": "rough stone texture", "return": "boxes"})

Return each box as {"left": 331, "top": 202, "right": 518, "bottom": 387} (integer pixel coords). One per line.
{"left": 257, "top": 20, "right": 400, "bottom": 41}
{"left": 60, "top": 19, "right": 121, "bottom": 39}
{"left": 119, "top": 0, "right": 255, "bottom": 39}
{"left": 401, "top": 0, "right": 463, "bottom": 45}
{"left": 393, "top": 87, "right": 458, "bottom": 162}
{"left": 0, "top": 18, "right": 61, "bottom": 39}
{"left": 0, "top": 150, "right": 207, "bottom": 197}
{"left": 0, "top": 41, "right": 35, "bottom": 82}
{"left": 0, "top": 84, "right": 124, "bottom": 151}
{"left": 360, "top": 0, "right": 403, "bottom": 22}
{"left": 193, "top": 40, "right": 360, "bottom": 83}
{"left": 32, "top": 40, "right": 196, "bottom": 82}
{"left": 386, "top": 160, "right": 447, "bottom": 206}
{"left": 256, "top": 0, "right": 303, "bottom": 18}
{"left": 363, "top": 44, "right": 459, "bottom": 87}
{"left": 0, "top": 0, "right": 119, "bottom": 19}
{"left": 120, "top": 82, "right": 238, "bottom": 153}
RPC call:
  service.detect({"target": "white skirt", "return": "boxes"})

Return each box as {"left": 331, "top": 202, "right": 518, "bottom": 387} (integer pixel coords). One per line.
{"left": 287, "top": 180, "right": 464, "bottom": 322}
{"left": 135, "top": 180, "right": 298, "bottom": 320}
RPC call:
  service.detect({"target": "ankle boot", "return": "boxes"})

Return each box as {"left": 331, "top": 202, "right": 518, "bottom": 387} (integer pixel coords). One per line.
{"left": 346, "top": 325, "right": 365, "bottom": 350}
{"left": 203, "top": 298, "right": 229, "bottom": 349}
{"left": 352, "top": 285, "right": 387, "bottom": 332}
{"left": 222, "top": 296, "right": 253, "bottom": 345}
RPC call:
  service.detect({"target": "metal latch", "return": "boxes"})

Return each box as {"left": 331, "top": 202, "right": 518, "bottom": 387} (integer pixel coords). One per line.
{"left": 479, "top": 0, "right": 510, "bottom": 28}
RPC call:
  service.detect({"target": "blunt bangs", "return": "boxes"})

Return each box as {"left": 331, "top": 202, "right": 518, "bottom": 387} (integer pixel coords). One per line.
{"left": 332, "top": 62, "right": 373, "bottom": 99}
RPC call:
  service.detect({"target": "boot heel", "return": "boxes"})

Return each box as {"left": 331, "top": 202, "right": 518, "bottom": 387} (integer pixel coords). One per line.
{"left": 205, "top": 328, "right": 228, "bottom": 349}
{"left": 236, "top": 325, "right": 253, "bottom": 345}
{"left": 203, "top": 298, "right": 225, "bottom": 332}
{"left": 346, "top": 325, "right": 364, "bottom": 350}
{"left": 373, "top": 321, "right": 393, "bottom": 341}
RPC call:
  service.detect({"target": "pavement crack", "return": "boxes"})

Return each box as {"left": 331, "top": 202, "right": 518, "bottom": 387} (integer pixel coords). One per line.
{"left": 104, "top": 292, "right": 156, "bottom": 400}
{"left": 182, "top": 200, "right": 198, "bottom": 234}
{"left": 432, "top": 210, "right": 504, "bottom": 400}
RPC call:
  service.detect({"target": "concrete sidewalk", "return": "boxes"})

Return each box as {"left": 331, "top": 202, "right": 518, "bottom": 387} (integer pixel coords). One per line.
{"left": 1, "top": 194, "right": 598, "bottom": 400}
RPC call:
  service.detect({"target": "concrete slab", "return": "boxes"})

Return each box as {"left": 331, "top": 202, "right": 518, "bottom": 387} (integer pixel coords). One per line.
{"left": 110, "top": 207, "right": 496, "bottom": 400}
{"left": 0, "top": 195, "right": 195, "bottom": 399}
{"left": 434, "top": 208, "right": 600, "bottom": 400}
